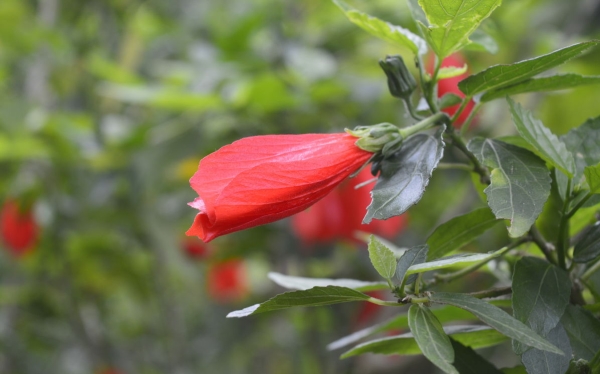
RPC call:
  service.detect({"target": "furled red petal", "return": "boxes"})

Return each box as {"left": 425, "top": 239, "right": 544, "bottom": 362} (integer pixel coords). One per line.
{"left": 187, "top": 134, "right": 371, "bottom": 242}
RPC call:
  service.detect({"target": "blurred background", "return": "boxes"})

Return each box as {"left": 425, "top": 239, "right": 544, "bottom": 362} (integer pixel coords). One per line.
{"left": 0, "top": 0, "right": 599, "bottom": 373}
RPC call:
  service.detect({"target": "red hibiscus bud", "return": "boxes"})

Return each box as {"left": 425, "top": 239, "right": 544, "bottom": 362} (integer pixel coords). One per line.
{"left": 428, "top": 53, "right": 475, "bottom": 127}
{"left": 0, "top": 199, "right": 38, "bottom": 257}
{"left": 186, "top": 133, "right": 372, "bottom": 242}
{"left": 207, "top": 259, "right": 248, "bottom": 303}
{"left": 181, "top": 237, "right": 210, "bottom": 259}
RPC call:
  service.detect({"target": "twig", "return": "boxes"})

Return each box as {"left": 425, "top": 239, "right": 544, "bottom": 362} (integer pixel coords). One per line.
{"left": 529, "top": 225, "right": 557, "bottom": 265}
{"left": 468, "top": 287, "right": 512, "bottom": 299}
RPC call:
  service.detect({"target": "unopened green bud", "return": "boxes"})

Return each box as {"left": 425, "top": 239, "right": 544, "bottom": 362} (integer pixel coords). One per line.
{"left": 379, "top": 55, "right": 417, "bottom": 99}
{"left": 346, "top": 123, "right": 403, "bottom": 153}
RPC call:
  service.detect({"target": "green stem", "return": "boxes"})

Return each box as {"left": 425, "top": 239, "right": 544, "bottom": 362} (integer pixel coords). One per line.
{"left": 408, "top": 296, "right": 430, "bottom": 304}
{"left": 566, "top": 191, "right": 593, "bottom": 218}
{"left": 450, "top": 96, "right": 472, "bottom": 124}
{"left": 468, "top": 287, "right": 512, "bottom": 299}
{"left": 403, "top": 97, "right": 424, "bottom": 120}
{"left": 367, "top": 297, "right": 404, "bottom": 307}
{"left": 414, "top": 273, "right": 423, "bottom": 294}
{"left": 582, "top": 257, "right": 600, "bottom": 281}
{"left": 436, "top": 162, "right": 473, "bottom": 172}
{"left": 556, "top": 178, "right": 572, "bottom": 270}
{"left": 445, "top": 128, "right": 490, "bottom": 184}
{"left": 529, "top": 225, "right": 557, "bottom": 265}
{"left": 460, "top": 102, "right": 482, "bottom": 136}
{"left": 398, "top": 112, "right": 449, "bottom": 139}
{"left": 417, "top": 54, "right": 439, "bottom": 113}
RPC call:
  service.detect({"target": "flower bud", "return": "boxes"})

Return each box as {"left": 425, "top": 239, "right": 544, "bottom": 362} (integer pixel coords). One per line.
{"left": 379, "top": 55, "right": 417, "bottom": 99}
{"left": 346, "top": 123, "right": 402, "bottom": 153}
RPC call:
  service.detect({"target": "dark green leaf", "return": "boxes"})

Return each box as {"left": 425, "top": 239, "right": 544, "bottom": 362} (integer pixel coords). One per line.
{"left": 368, "top": 235, "right": 397, "bottom": 280}
{"left": 408, "top": 304, "right": 458, "bottom": 374}
{"left": 502, "top": 366, "right": 528, "bottom": 374}
{"left": 226, "top": 286, "right": 370, "bottom": 318}
{"left": 521, "top": 323, "right": 572, "bottom": 374}
{"left": 584, "top": 163, "right": 600, "bottom": 193}
{"left": 561, "top": 116, "right": 600, "bottom": 183}
{"left": 418, "top": 0, "right": 501, "bottom": 58}
{"left": 340, "top": 325, "right": 506, "bottom": 358}
{"left": 459, "top": 41, "right": 600, "bottom": 96}
{"left": 430, "top": 292, "right": 563, "bottom": 354}
{"left": 332, "top": 0, "right": 427, "bottom": 55}
{"left": 561, "top": 304, "right": 600, "bottom": 361}
{"left": 511, "top": 257, "right": 571, "bottom": 354}
{"left": 427, "top": 208, "right": 499, "bottom": 260}
{"left": 467, "top": 138, "right": 551, "bottom": 237}
{"left": 396, "top": 244, "right": 428, "bottom": 285}
{"left": 508, "top": 98, "right": 575, "bottom": 177}
{"left": 574, "top": 222, "right": 600, "bottom": 263}
{"left": 590, "top": 349, "right": 600, "bottom": 372}
{"left": 365, "top": 128, "right": 445, "bottom": 222}
{"left": 451, "top": 338, "right": 503, "bottom": 374}
{"left": 482, "top": 74, "right": 600, "bottom": 102}
{"left": 439, "top": 93, "right": 463, "bottom": 109}
{"left": 267, "top": 272, "right": 388, "bottom": 292}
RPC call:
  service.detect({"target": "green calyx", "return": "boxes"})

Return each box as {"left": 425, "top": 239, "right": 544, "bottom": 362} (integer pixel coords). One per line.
{"left": 346, "top": 123, "right": 402, "bottom": 153}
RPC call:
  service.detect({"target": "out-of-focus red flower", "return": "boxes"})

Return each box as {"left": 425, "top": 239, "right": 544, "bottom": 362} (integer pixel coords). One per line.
{"left": 207, "top": 259, "right": 248, "bottom": 303}
{"left": 186, "top": 133, "right": 372, "bottom": 242}
{"left": 97, "top": 369, "right": 123, "bottom": 374}
{"left": 429, "top": 53, "right": 475, "bottom": 127}
{"left": 181, "top": 237, "right": 210, "bottom": 259}
{"left": 0, "top": 199, "right": 38, "bottom": 257}
{"left": 291, "top": 167, "right": 408, "bottom": 244}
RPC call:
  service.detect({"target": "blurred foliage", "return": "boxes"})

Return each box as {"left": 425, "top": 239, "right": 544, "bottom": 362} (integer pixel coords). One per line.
{"left": 0, "top": 0, "right": 599, "bottom": 373}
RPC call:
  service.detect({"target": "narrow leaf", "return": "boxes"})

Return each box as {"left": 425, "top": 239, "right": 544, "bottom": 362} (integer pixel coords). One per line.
{"left": 227, "top": 286, "right": 370, "bottom": 318}
{"left": 511, "top": 257, "right": 571, "bottom": 354}
{"left": 427, "top": 208, "right": 499, "bottom": 260}
{"left": 459, "top": 41, "right": 600, "bottom": 96}
{"left": 467, "top": 138, "right": 551, "bottom": 237}
{"left": 438, "top": 64, "right": 468, "bottom": 79}
{"left": 365, "top": 127, "right": 445, "bottom": 223}
{"left": 482, "top": 74, "right": 600, "bottom": 102}
{"left": 585, "top": 163, "right": 600, "bottom": 193}
{"left": 561, "top": 116, "right": 600, "bottom": 183}
{"left": 396, "top": 244, "right": 428, "bottom": 285}
{"left": 408, "top": 304, "right": 458, "bottom": 374}
{"left": 368, "top": 235, "right": 398, "bottom": 280}
{"left": 267, "top": 272, "right": 387, "bottom": 292}
{"left": 573, "top": 222, "right": 600, "bottom": 263}
{"left": 341, "top": 325, "right": 506, "bottom": 358}
{"left": 418, "top": 0, "right": 501, "bottom": 58}
{"left": 451, "top": 339, "right": 504, "bottom": 374}
{"left": 508, "top": 98, "right": 575, "bottom": 177}
{"left": 439, "top": 93, "right": 463, "bottom": 109}
{"left": 406, "top": 251, "right": 504, "bottom": 276}
{"left": 561, "top": 304, "right": 600, "bottom": 361}
{"left": 430, "top": 292, "right": 563, "bottom": 354}
{"left": 521, "top": 323, "right": 572, "bottom": 374}
{"left": 332, "top": 0, "right": 427, "bottom": 55}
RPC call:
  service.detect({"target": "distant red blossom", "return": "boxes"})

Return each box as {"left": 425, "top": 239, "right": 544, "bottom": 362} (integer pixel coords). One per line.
{"left": 186, "top": 133, "right": 372, "bottom": 242}
{"left": 181, "top": 237, "right": 210, "bottom": 259}
{"left": 207, "top": 259, "right": 248, "bottom": 303}
{"left": 291, "top": 167, "right": 408, "bottom": 244}
{"left": 0, "top": 199, "right": 38, "bottom": 257}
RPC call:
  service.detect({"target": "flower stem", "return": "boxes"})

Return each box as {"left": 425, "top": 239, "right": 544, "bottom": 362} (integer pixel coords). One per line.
{"left": 445, "top": 128, "right": 490, "bottom": 184}
{"left": 436, "top": 162, "right": 474, "bottom": 172}
{"left": 399, "top": 112, "right": 449, "bottom": 139}
{"left": 556, "top": 178, "right": 572, "bottom": 270}
{"left": 529, "top": 225, "right": 558, "bottom": 265}
{"left": 367, "top": 297, "right": 404, "bottom": 307}
{"left": 566, "top": 191, "right": 592, "bottom": 218}
{"left": 468, "top": 286, "right": 512, "bottom": 299}
{"left": 403, "top": 97, "right": 424, "bottom": 120}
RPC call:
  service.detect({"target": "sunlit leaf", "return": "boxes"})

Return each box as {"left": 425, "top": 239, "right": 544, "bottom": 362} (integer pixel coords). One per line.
{"left": 368, "top": 235, "right": 397, "bottom": 280}
{"left": 267, "top": 272, "right": 387, "bottom": 292}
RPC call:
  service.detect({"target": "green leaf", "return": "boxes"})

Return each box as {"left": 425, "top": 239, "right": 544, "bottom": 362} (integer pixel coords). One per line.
{"left": 511, "top": 257, "right": 571, "bottom": 354}
{"left": 439, "top": 93, "right": 463, "bottom": 109}
{"left": 481, "top": 74, "right": 600, "bottom": 102}
{"left": 408, "top": 304, "right": 458, "bottom": 374}
{"left": 590, "top": 348, "right": 600, "bottom": 372}
{"left": 267, "top": 272, "right": 388, "bottom": 292}
{"left": 561, "top": 304, "right": 600, "bottom": 361}
{"left": 502, "top": 367, "right": 528, "bottom": 374}
{"left": 396, "top": 244, "right": 428, "bottom": 285}
{"left": 430, "top": 292, "right": 563, "bottom": 354}
{"left": 406, "top": 251, "right": 504, "bottom": 276}
{"left": 341, "top": 325, "right": 506, "bottom": 358}
{"left": 417, "top": 0, "right": 501, "bottom": 58}
{"left": 573, "top": 222, "right": 600, "bottom": 263}
{"left": 520, "top": 323, "right": 572, "bottom": 374}
{"left": 459, "top": 41, "right": 600, "bottom": 96}
{"left": 584, "top": 163, "right": 600, "bottom": 193}
{"left": 508, "top": 98, "right": 576, "bottom": 177}
{"left": 451, "top": 338, "right": 504, "bottom": 374}
{"left": 466, "top": 28, "right": 499, "bottom": 54}
{"left": 438, "top": 64, "right": 468, "bottom": 79}
{"left": 365, "top": 128, "right": 445, "bottom": 223}
{"left": 467, "top": 138, "right": 551, "bottom": 238}
{"left": 368, "top": 235, "right": 398, "bottom": 280}
{"left": 332, "top": 0, "right": 427, "bottom": 55}
{"left": 426, "top": 208, "right": 499, "bottom": 260}
{"left": 226, "top": 286, "right": 370, "bottom": 318}
{"left": 561, "top": 116, "right": 600, "bottom": 183}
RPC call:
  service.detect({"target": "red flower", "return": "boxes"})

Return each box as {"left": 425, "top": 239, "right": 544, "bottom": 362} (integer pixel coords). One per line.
{"left": 429, "top": 53, "right": 475, "bottom": 127}
{"left": 181, "top": 237, "right": 210, "bottom": 259}
{"left": 207, "top": 259, "right": 248, "bottom": 303}
{"left": 186, "top": 133, "right": 372, "bottom": 242}
{"left": 0, "top": 199, "right": 38, "bottom": 257}
{"left": 291, "top": 167, "right": 408, "bottom": 244}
